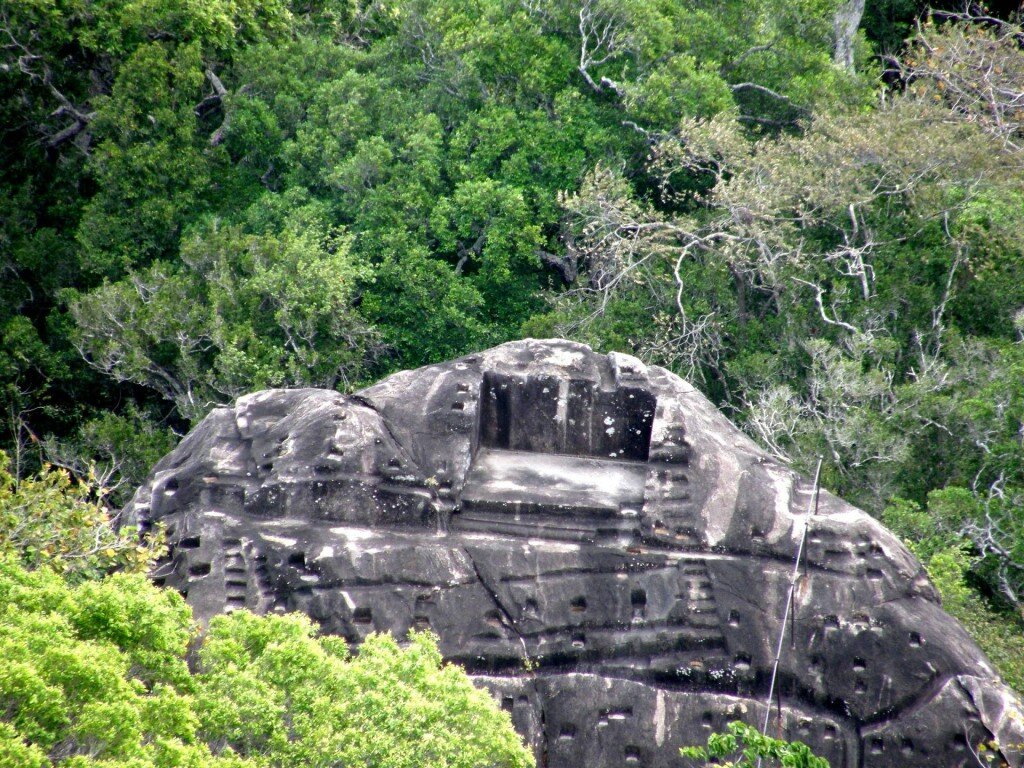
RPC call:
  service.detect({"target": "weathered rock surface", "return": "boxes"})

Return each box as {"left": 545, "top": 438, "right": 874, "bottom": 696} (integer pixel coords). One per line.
{"left": 126, "top": 339, "right": 1024, "bottom": 767}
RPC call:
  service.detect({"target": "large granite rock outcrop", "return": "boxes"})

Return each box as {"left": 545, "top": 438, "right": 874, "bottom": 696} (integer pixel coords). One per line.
{"left": 126, "top": 339, "right": 1024, "bottom": 767}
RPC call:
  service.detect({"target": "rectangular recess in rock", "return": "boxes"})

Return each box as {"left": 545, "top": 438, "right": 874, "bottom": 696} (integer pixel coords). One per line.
{"left": 508, "top": 374, "right": 561, "bottom": 453}
{"left": 478, "top": 372, "right": 655, "bottom": 460}
{"left": 590, "top": 387, "right": 656, "bottom": 461}
{"left": 479, "top": 371, "right": 513, "bottom": 448}
{"left": 565, "top": 379, "right": 596, "bottom": 455}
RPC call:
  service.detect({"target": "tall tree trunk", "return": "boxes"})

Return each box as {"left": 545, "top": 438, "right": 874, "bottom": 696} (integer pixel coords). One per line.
{"left": 833, "top": 0, "right": 866, "bottom": 71}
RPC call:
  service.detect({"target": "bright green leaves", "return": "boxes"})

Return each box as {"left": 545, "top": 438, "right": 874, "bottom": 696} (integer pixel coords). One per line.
{"left": 0, "top": 562, "right": 210, "bottom": 768}
{"left": 69, "top": 574, "right": 193, "bottom": 687}
{"left": 196, "top": 613, "right": 534, "bottom": 768}
{"left": 681, "top": 720, "right": 830, "bottom": 768}
{"left": 284, "top": 69, "right": 445, "bottom": 228}
{"left": 182, "top": 205, "right": 374, "bottom": 392}
{"left": 3, "top": 0, "right": 292, "bottom": 278}
{"left": 0, "top": 455, "right": 164, "bottom": 583}
{"left": 0, "top": 557, "right": 534, "bottom": 768}
{"left": 0, "top": 720, "right": 49, "bottom": 768}
{"left": 90, "top": 42, "right": 206, "bottom": 147}
{"left": 661, "top": 0, "right": 870, "bottom": 123}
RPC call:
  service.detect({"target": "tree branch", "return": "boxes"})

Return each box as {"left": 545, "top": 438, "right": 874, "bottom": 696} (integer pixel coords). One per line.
{"left": 730, "top": 82, "right": 805, "bottom": 111}
{"left": 792, "top": 277, "right": 859, "bottom": 333}
{"left": 1, "top": 14, "right": 97, "bottom": 151}
{"left": 201, "top": 69, "right": 231, "bottom": 147}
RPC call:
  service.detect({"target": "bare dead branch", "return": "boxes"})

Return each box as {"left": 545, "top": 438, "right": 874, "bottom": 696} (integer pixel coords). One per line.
{"left": 577, "top": 0, "right": 632, "bottom": 96}
{"left": 792, "top": 277, "right": 860, "bottom": 333}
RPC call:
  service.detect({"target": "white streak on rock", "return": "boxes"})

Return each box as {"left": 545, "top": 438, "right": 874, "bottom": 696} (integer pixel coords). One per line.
{"left": 654, "top": 689, "right": 666, "bottom": 746}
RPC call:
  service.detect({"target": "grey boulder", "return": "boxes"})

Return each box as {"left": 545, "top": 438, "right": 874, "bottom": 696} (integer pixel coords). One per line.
{"left": 126, "top": 339, "right": 1024, "bottom": 768}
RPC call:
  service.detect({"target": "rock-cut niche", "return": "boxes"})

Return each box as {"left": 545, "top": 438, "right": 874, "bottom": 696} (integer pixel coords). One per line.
{"left": 459, "top": 371, "right": 656, "bottom": 539}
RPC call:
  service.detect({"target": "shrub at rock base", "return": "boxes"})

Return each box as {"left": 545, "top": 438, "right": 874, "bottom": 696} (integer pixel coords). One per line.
{"left": 0, "top": 559, "right": 533, "bottom": 768}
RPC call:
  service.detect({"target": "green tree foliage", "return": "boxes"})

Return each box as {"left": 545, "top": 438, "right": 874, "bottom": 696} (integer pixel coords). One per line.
{"left": 680, "top": 721, "right": 829, "bottom": 768}
{"left": 0, "top": 559, "right": 534, "bottom": 768}
{"left": 883, "top": 495, "right": 1024, "bottom": 691}
{"left": 0, "top": 446, "right": 531, "bottom": 768}
{"left": 77, "top": 41, "right": 210, "bottom": 279}
{"left": 0, "top": 0, "right": 869, "bottom": 455}
{"left": 70, "top": 198, "right": 375, "bottom": 423}
{"left": 0, "top": 562, "right": 206, "bottom": 767}
{"left": 40, "top": 405, "right": 179, "bottom": 507}
{"left": 196, "top": 613, "right": 533, "bottom": 768}
{"left": 0, "top": 0, "right": 294, "bottom": 463}
{"left": 0, "top": 453, "right": 163, "bottom": 582}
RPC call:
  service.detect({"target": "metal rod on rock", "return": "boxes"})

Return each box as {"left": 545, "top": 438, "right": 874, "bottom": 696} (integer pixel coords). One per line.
{"left": 759, "top": 457, "right": 824, "bottom": 744}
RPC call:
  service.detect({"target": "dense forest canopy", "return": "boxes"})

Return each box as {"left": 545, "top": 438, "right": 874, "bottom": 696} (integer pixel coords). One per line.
{"left": 3, "top": 0, "right": 1024, "bottom": 690}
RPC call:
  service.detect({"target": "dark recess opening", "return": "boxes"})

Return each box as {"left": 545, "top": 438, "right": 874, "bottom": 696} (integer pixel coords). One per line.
{"left": 478, "top": 372, "right": 655, "bottom": 460}
{"left": 353, "top": 606, "right": 372, "bottom": 624}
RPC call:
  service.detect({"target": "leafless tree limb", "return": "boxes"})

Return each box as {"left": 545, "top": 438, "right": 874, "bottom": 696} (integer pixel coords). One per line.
{"left": 792, "top": 277, "right": 860, "bottom": 333}
{"left": 730, "top": 82, "right": 804, "bottom": 110}
{"left": 0, "top": 11, "right": 96, "bottom": 150}
{"left": 577, "top": 0, "right": 631, "bottom": 96}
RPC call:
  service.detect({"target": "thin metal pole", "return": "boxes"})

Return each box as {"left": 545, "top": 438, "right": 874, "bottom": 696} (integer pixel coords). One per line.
{"left": 760, "top": 457, "right": 824, "bottom": 738}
